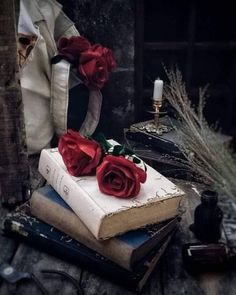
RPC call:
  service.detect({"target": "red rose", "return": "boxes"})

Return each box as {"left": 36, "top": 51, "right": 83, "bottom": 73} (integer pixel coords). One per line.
{"left": 90, "top": 44, "right": 117, "bottom": 71}
{"left": 78, "top": 44, "right": 116, "bottom": 90}
{"left": 96, "top": 155, "right": 147, "bottom": 198}
{"left": 58, "top": 36, "right": 91, "bottom": 63}
{"left": 58, "top": 130, "right": 102, "bottom": 176}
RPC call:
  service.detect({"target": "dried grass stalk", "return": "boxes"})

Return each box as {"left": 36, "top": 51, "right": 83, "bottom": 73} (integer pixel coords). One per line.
{"left": 163, "top": 67, "right": 236, "bottom": 200}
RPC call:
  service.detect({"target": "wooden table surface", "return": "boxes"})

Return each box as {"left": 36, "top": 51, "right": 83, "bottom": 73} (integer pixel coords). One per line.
{"left": 0, "top": 180, "right": 236, "bottom": 295}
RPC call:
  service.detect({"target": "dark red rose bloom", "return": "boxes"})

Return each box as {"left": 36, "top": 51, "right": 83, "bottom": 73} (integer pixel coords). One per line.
{"left": 58, "top": 130, "right": 102, "bottom": 176}
{"left": 96, "top": 155, "right": 147, "bottom": 199}
{"left": 89, "top": 44, "right": 117, "bottom": 71}
{"left": 58, "top": 36, "right": 91, "bottom": 63}
{"left": 78, "top": 44, "right": 117, "bottom": 90}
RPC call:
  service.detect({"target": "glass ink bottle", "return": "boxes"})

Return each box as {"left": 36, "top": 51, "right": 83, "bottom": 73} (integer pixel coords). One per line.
{"left": 189, "top": 190, "right": 223, "bottom": 242}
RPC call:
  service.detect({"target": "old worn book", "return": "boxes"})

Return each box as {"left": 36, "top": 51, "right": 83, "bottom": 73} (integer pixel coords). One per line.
{"left": 2, "top": 204, "right": 176, "bottom": 292}
{"left": 125, "top": 116, "right": 233, "bottom": 158}
{"left": 38, "top": 147, "right": 184, "bottom": 240}
{"left": 30, "top": 185, "right": 179, "bottom": 270}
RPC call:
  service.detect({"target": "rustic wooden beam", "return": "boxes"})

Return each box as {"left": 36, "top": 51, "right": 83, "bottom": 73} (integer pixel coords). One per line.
{"left": 0, "top": 0, "right": 30, "bottom": 205}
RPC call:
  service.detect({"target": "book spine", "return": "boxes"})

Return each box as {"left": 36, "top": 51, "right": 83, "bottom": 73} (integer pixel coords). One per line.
{"left": 38, "top": 149, "right": 104, "bottom": 239}
{"left": 30, "top": 192, "right": 133, "bottom": 270}
{"left": 137, "top": 231, "right": 174, "bottom": 291}
{"left": 131, "top": 218, "right": 178, "bottom": 265}
{"left": 126, "top": 129, "right": 183, "bottom": 157}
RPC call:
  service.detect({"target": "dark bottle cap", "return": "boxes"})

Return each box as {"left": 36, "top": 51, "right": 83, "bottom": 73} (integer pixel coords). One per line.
{"left": 201, "top": 190, "right": 218, "bottom": 205}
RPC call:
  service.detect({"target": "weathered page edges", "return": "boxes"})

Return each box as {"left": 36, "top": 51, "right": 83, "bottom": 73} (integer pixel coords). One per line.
{"left": 99, "top": 195, "right": 182, "bottom": 239}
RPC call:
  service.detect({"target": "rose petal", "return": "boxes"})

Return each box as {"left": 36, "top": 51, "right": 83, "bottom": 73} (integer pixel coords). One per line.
{"left": 80, "top": 50, "right": 101, "bottom": 64}
{"left": 58, "top": 36, "right": 91, "bottom": 63}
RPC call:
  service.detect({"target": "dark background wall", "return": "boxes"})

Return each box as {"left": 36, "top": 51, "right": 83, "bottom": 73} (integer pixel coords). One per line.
{"left": 59, "top": 0, "right": 236, "bottom": 144}
{"left": 59, "top": 0, "right": 135, "bottom": 140}
{"left": 141, "top": 0, "right": 236, "bottom": 143}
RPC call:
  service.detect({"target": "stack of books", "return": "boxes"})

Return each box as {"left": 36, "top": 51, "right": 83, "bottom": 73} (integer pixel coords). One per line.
{"left": 124, "top": 117, "right": 233, "bottom": 180}
{"left": 2, "top": 147, "right": 185, "bottom": 292}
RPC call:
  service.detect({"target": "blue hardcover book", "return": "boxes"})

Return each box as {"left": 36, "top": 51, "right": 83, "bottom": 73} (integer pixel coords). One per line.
{"left": 30, "top": 185, "right": 179, "bottom": 270}
{"left": 2, "top": 204, "right": 177, "bottom": 292}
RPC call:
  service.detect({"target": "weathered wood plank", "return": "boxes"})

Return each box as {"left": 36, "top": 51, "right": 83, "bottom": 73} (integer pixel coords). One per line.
{"left": 197, "top": 196, "right": 236, "bottom": 295}
{"left": 0, "top": 243, "right": 83, "bottom": 295}
{"left": 0, "top": 232, "right": 17, "bottom": 266}
{"left": 198, "top": 270, "right": 236, "bottom": 295}
{"left": 0, "top": 206, "right": 19, "bottom": 287}
{"left": 161, "top": 181, "right": 236, "bottom": 295}
{"left": 160, "top": 182, "right": 205, "bottom": 295}
{"left": 0, "top": 0, "right": 29, "bottom": 205}
{"left": 79, "top": 268, "right": 162, "bottom": 295}
{"left": 0, "top": 206, "right": 18, "bottom": 264}
{"left": 80, "top": 271, "right": 135, "bottom": 295}
{"left": 79, "top": 251, "right": 163, "bottom": 294}
{"left": 141, "top": 262, "right": 163, "bottom": 295}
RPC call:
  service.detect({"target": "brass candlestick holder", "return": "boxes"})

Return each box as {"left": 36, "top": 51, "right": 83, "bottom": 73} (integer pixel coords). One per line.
{"left": 153, "top": 100, "right": 162, "bottom": 128}
{"left": 137, "top": 99, "right": 172, "bottom": 135}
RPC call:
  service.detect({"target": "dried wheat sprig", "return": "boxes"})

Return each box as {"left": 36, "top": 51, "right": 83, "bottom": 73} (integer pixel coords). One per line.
{"left": 163, "top": 67, "right": 236, "bottom": 200}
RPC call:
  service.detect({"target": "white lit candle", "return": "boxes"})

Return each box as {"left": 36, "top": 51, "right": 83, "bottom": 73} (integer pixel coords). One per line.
{"left": 153, "top": 79, "right": 163, "bottom": 101}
